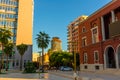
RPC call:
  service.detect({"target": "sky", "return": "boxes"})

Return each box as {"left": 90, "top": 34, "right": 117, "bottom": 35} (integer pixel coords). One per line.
{"left": 33, "top": 0, "right": 112, "bottom": 53}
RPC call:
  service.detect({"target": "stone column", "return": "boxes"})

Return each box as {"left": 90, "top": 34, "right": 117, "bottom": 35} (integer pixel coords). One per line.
{"left": 104, "top": 53, "right": 106, "bottom": 69}
{"left": 101, "top": 16, "right": 105, "bottom": 41}
{"left": 111, "top": 10, "right": 115, "bottom": 23}
{"left": 115, "top": 53, "right": 119, "bottom": 69}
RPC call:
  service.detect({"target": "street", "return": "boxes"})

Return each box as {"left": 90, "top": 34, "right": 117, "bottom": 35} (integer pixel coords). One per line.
{"left": 0, "top": 72, "right": 72, "bottom": 80}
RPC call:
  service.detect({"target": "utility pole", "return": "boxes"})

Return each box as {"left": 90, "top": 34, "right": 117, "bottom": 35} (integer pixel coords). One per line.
{"left": 73, "top": 50, "right": 77, "bottom": 80}
{"left": 69, "top": 41, "right": 77, "bottom": 80}
{"left": 38, "top": 51, "right": 41, "bottom": 79}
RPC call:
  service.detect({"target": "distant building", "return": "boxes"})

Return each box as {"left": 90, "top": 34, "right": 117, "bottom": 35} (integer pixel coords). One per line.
{"left": 44, "top": 53, "right": 49, "bottom": 65}
{"left": 32, "top": 53, "right": 39, "bottom": 62}
{"left": 67, "top": 15, "right": 88, "bottom": 53}
{"left": 37, "top": 52, "right": 49, "bottom": 65}
{"left": 51, "top": 37, "right": 62, "bottom": 52}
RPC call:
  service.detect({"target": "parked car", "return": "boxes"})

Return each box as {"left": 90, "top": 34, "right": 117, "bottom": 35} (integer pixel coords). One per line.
{"left": 60, "top": 66, "right": 73, "bottom": 71}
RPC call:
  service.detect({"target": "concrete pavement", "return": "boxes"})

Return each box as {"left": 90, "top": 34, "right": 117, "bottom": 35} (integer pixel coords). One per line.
{"left": 1, "top": 69, "right": 120, "bottom": 80}
{"left": 49, "top": 69, "right": 120, "bottom": 80}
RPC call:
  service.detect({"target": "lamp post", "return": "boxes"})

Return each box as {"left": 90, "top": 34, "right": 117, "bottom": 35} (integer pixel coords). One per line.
{"left": 73, "top": 50, "right": 77, "bottom": 80}
{"left": 69, "top": 41, "right": 77, "bottom": 80}
{"left": 38, "top": 51, "right": 41, "bottom": 79}
{"left": 0, "top": 50, "right": 2, "bottom": 73}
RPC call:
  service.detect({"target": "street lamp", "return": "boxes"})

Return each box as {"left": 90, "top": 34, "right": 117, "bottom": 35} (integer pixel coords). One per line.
{"left": 68, "top": 41, "right": 77, "bottom": 80}
{"left": 38, "top": 51, "right": 41, "bottom": 79}
{"left": 73, "top": 45, "right": 77, "bottom": 80}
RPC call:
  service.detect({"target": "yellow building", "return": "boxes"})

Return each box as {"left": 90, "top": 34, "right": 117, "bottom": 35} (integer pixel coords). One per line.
{"left": 44, "top": 53, "right": 49, "bottom": 65}
{"left": 16, "top": 0, "right": 34, "bottom": 45}
{"left": 37, "top": 52, "right": 49, "bottom": 65}
{"left": 32, "top": 53, "right": 39, "bottom": 62}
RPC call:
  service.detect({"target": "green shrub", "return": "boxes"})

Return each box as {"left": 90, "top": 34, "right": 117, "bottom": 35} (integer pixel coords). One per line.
{"left": 24, "top": 62, "right": 36, "bottom": 73}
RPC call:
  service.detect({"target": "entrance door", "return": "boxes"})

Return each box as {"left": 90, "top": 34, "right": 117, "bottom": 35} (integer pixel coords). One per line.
{"left": 105, "top": 47, "right": 116, "bottom": 68}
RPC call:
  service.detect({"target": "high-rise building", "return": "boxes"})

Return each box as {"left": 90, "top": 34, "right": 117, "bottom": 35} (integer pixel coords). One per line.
{"left": 51, "top": 37, "right": 62, "bottom": 52}
{"left": 0, "top": 0, "right": 34, "bottom": 69}
{"left": 67, "top": 15, "right": 88, "bottom": 53}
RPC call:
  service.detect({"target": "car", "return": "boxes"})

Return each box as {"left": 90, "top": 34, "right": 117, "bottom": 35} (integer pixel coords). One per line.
{"left": 60, "top": 66, "right": 73, "bottom": 71}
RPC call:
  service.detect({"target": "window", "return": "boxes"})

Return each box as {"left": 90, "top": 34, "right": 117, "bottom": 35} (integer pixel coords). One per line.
{"left": 95, "top": 66, "right": 99, "bottom": 70}
{"left": 82, "top": 36, "right": 87, "bottom": 47}
{"left": 84, "top": 53, "right": 88, "bottom": 63}
{"left": 12, "top": 61, "right": 14, "bottom": 67}
{"left": 82, "top": 27, "right": 86, "bottom": 33}
{"left": 16, "top": 60, "right": 19, "bottom": 66}
{"left": 91, "top": 27, "right": 99, "bottom": 43}
{"left": 24, "top": 60, "right": 26, "bottom": 67}
{"left": 94, "top": 51, "right": 99, "bottom": 63}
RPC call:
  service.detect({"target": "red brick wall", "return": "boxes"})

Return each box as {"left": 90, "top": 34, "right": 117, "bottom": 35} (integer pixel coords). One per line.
{"left": 78, "top": 0, "right": 120, "bottom": 66}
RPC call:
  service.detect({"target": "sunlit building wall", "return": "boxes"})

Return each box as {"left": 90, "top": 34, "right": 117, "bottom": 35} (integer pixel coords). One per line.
{"left": 14, "top": 0, "right": 34, "bottom": 69}
{"left": 32, "top": 53, "right": 39, "bottom": 62}
{"left": 51, "top": 37, "right": 62, "bottom": 52}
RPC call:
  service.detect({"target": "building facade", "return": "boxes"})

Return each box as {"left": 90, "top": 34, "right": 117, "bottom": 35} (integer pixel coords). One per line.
{"left": 67, "top": 0, "right": 120, "bottom": 71}
{"left": 32, "top": 53, "right": 39, "bottom": 62}
{"left": 0, "top": 0, "right": 34, "bottom": 69}
{"left": 51, "top": 37, "right": 62, "bottom": 52}
{"left": 0, "top": 0, "right": 19, "bottom": 69}
{"left": 14, "top": 0, "right": 34, "bottom": 69}
{"left": 67, "top": 16, "right": 88, "bottom": 53}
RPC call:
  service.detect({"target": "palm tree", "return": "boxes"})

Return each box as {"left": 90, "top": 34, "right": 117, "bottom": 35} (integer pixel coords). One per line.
{"left": 0, "top": 28, "right": 12, "bottom": 73}
{"left": 17, "top": 43, "right": 28, "bottom": 71}
{"left": 4, "top": 42, "right": 14, "bottom": 71}
{"left": 36, "top": 31, "right": 50, "bottom": 72}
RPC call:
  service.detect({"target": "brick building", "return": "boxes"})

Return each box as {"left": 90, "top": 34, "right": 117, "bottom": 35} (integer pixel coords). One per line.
{"left": 67, "top": 0, "right": 120, "bottom": 71}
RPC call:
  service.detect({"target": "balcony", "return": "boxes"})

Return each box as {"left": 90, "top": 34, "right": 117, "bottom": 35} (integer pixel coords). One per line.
{"left": 109, "top": 20, "right": 120, "bottom": 38}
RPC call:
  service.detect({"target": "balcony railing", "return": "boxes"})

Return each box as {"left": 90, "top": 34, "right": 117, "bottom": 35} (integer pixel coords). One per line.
{"left": 109, "top": 20, "right": 120, "bottom": 38}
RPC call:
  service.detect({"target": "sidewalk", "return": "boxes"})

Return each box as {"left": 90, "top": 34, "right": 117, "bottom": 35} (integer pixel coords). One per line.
{"left": 49, "top": 69, "right": 120, "bottom": 80}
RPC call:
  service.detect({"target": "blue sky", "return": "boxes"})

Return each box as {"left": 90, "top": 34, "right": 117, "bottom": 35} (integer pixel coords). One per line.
{"left": 33, "top": 0, "right": 112, "bottom": 53}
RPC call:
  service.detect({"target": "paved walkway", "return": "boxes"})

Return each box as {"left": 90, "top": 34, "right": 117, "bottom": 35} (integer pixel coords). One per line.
{"left": 1, "top": 69, "right": 120, "bottom": 80}
{"left": 49, "top": 69, "right": 120, "bottom": 80}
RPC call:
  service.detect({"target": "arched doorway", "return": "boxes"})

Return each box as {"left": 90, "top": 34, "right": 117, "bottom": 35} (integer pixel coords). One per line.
{"left": 105, "top": 47, "right": 116, "bottom": 68}
{"left": 116, "top": 45, "right": 120, "bottom": 68}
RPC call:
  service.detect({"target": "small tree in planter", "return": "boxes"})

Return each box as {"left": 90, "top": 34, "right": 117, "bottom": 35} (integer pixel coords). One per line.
{"left": 24, "top": 62, "right": 36, "bottom": 73}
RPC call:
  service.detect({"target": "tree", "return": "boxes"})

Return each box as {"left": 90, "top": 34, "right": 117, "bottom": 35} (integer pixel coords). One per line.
{"left": 17, "top": 43, "right": 28, "bottom": 71}
{"left": 36, "top": 31, "right": 50, "bottom": 72}
{"left": 49, "top": 51, "right": 73, "bottom": 69}
{"left": 4, "top": 42, "right": 14, "bottom": 71}
{"left": 0, "top": 28, "right": 12, "bottom": 73}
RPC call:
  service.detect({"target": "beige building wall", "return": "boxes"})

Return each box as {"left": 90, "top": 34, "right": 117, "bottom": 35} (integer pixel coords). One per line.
{"left": 16, "top": 0, "right": 34, "bottom": 45}
{"left": 32, "top": 53, "right": 39, "bottom": 62}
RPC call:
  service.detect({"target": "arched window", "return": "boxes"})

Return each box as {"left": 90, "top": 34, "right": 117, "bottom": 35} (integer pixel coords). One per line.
{"left": 82, "top": 27, "right": 86, "bottom": 33}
